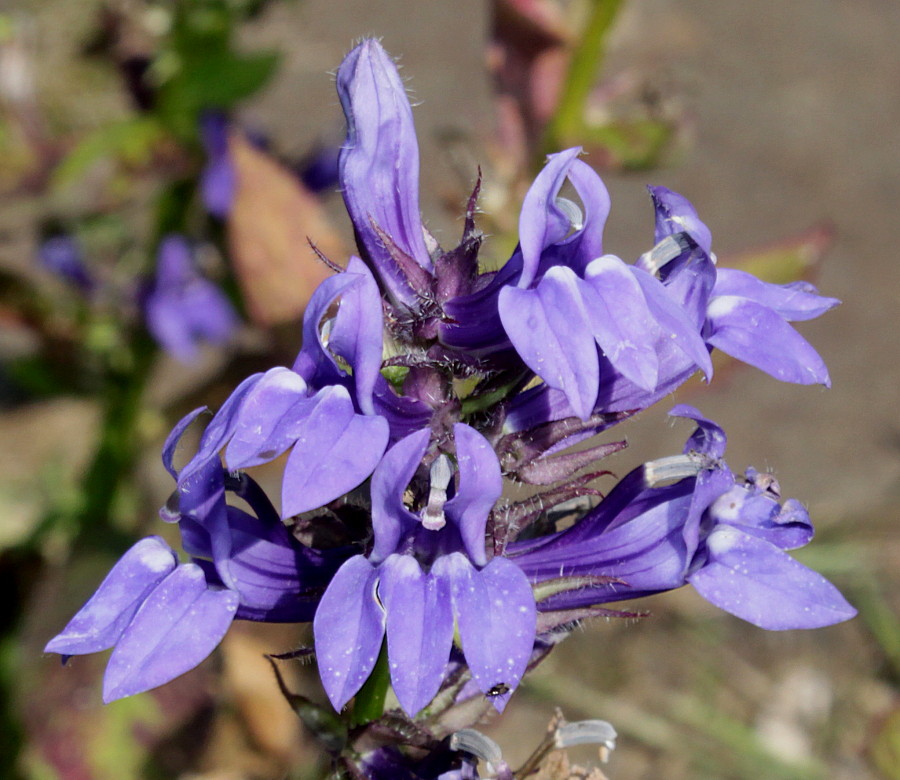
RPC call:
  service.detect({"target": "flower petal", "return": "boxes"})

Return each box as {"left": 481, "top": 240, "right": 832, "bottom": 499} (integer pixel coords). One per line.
{"left": 292, "top": 270, "right": 362, "bottom": 386}
{"left": 313, "top": 556, "right": 386, "bottom": 711}
{"left": 709, "top": 485, "right": 814, "bottom": 550}
{"left": 582, "top": 255, "right": 660, "bottom": 391}
{"left": 336, "top": 39, "right": 432, "bottom": 305}
{"left": 669, "top": 405, "right": 727, "bottom": 459}
{"left": 499, "top": 265, "right": 598, "bottom": 420}
{"left": 281, "top": 385, "right": 390, "bottom": 517}
{"left": 45, "top": 537, "right": 178, "bottom": 657}
{"left": 631, "top": 266, "right": 713, "bottom": 380}
{"left": 370, "top": 427, "right": 431, "bottom": 562}
{"left": 102, "top": 563, "right": 238, "bottom": 702}
{"left": 162, "top": 406, "right": 208, "bottom": 479}
{"left": 224, "top": 367, "right": 312, "bottom": 469}
{"left": 713, "top": 269, "right": 840, "bottom": 322}
{"left": 647, "top": 186, "right": 712, "bottom": 255}
{"left": 706, "top": 295, "right": 831, "bottom": 386}
{"left": 517, "top": 147, "right": 584, "bottom": 289}
{"left": 177, "top": 453, "right": 234, "bottom": 589}
{"left": 510, "top": 478, "right": 696, "bottom": 607}
{"left": 437, "top": 553, "right": 536, "bottom": 711}
{"left": 379, "top": 555, "right": 454, "bottom": 716}
{"left": 444, "top": 424, "right": 502, "bottom": 567}
{"left": 328, "top": 257, "right": 384, "bottom": 414}
{"left": 688, "top": 526, "right": 856, "bottom": 629}
{"left": 558, "top": 159, "right": 611, "bottom": 275}
{"left": 179, "top": 372, "right": 263, "bottom": 483}
{"left": 221, "top": 507, "right": 347, "bottom": 621}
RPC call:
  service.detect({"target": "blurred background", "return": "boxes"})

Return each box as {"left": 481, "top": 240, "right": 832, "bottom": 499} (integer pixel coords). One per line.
{"left": 1, "top": 0, "right": 898, "bottom": 778}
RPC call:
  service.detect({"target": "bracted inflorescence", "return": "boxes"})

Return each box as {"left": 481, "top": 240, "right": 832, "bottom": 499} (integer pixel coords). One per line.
{"left": 47, "top": 38, "right": 854, "bottom": 776}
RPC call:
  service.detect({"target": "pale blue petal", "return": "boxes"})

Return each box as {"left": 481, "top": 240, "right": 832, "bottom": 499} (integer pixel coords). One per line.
{"left": 102, "top": 564, "right": 238, "bottom": 702}
{"left": 45, "top": 537, "right": 178, "bottom": 657}
{"left": 313, "top": 556, "right": 385, "bottom": 711}
{"left": 444, "top": 424, "right": 502, "bottom": 567}
{"left": 706, "top": 295, "right": 830, "bottom": 386}
{"left": 688, "top": 526, "right": 856, "bottom": 629}
{"left": 281, "top": 385, "right": 390, "bottom": 517}
{"left": 499, "top": 266, "right": 598, "bottom": 420}
{"left": 713, "top": 269, "right": 840, "bottom": 322}
{"left": 437, "top": 553, "right": 536, "bottom": 711}
{"left": 582, "top": 255, "right": 660, "bottom": 391}
{"left": 370, "top": 427, "right": 430, "bottom": 563}
{"left": 379, "top": 554, "right": 453, "bottom": 716}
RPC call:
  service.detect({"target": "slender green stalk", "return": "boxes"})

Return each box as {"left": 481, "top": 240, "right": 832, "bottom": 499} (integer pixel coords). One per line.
{"left": 351, "top": 642, "right": 391, "bottom": 726}
{"left": 70, "top": 331, "right": 156, "bottom": 552}
{"left": 543, "top": 0, "right": 625, "bottom": 156}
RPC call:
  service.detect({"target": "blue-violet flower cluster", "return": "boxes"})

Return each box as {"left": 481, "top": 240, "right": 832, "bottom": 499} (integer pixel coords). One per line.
{"left": 47, "top": 39, "right": 854, "bottom": 743}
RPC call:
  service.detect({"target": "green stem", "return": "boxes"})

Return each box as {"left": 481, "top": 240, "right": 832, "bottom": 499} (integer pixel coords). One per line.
{"left": 70, "top": 331, "right": 157, "bottom": 552}
{"left": 69, "top": 177, "right": 196, "bottom": 551}
{"left": 543, "top": 0, "right": 625, "bottom": 155}
{"left": 351, "top": 642, "right": 391, "bottom": 726}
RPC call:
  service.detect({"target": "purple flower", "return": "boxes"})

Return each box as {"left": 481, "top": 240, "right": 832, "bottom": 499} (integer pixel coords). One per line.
{"left": 200, "top": 112, "right": 235, "bottom": 219}
{"left": 169, "top": 256, "right": 407, "bottom": 519}
{"left": 510, "top": 405, "right": 856, "bottom": 630}
{"left": 639, "top": 188, "right": 839, "bottom": 387}
{"left": 491, "top": 150, "right": 713, "bottom": 419}
{"left": 45, "top": 421, "right": 350, "bottom": 702}
{"left": 197, "top": 263, "right": 384, "bottom": 507}
{"left": 44, "top": 536, "right": 240, "bottom": 702}
{"left": 143, "top": 235, "right": 238, "bottom": 363}
{"left": 313, "top": 423, "right": 536, "bottom": 716}
{"left": 334, "top": 39, "right": 838, "bottom": 433}
{"left": 38, "top": 234, "right": 94, "bottom": 293}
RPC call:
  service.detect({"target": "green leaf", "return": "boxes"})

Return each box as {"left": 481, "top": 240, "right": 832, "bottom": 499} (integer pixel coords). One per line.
{"left": 722, "top": 223, "right": 835, "bottom": 285}
{"left": 51, "top": 118, "right": 165, "bottom": 190}
{"left": 580, "top": 118, "right": 674, "bottom": 171}
{"left": 155, "top": 51, "right": 280, "bottom": 140}
{"left": 872, "top": 708, "right": 900, "bottom": 780}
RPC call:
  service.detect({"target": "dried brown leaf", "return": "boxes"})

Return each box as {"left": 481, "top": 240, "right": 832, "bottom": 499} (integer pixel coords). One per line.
{"left": 227, "top": 132, "right": 344, "bottom": 326}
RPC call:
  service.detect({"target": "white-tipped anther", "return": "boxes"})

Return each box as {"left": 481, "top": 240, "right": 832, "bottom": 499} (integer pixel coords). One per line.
{"left": 422, "top": 454, "right": 453, "bottom": 530}
{"left": 555, "top": 197, "right": 585, "bottom": 233}
{"left": 450, "top": 728, "right": 504, "bottom": 768}
{"left": 643, "top": 454, "right": 703, "bottom": 487}
{"left": 639, "top": 232, "right": 693, "bottom": 276}
{"left": 555, "top": 719, "right": 617, "bottom": 760}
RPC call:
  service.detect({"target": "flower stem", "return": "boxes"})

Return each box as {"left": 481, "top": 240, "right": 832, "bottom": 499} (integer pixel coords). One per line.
{"left": 542, "top": 0, "right": 625, "bottom": 156}
{"left": 351, "top": 641, "right": 391, "bottom": 726}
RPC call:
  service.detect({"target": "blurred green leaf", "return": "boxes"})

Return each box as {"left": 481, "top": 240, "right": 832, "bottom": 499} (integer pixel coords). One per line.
{"left": 580, "top": 118, "right": 674, "bottom": 171}
{"left": 153, "top": 0, "right": 280, "bottom": 140}
{"left": 155, "top": 51, "right": 280, "bottom": 139}
{"left": 852, "top": 578, "right": 900, "bottom": 681}
{"left": 872, "top": 708, "right": 900, "bottom": 780}
{"left": 723, "top": 223, "right": 835, "bottom": 285}
{"left": 87, "top": 695, "right": 162, "bottom": 780}
{"left": 51, "top": 118, "right": 165, "bottom": 190}
{"left": 543, "top": 0, "right": 625, "bottom": 155}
